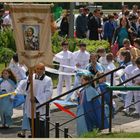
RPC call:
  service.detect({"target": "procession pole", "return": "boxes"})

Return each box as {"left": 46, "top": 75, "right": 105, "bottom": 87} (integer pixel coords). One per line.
{"left": 29, "top": 67, "right": 35, "bottom": 138}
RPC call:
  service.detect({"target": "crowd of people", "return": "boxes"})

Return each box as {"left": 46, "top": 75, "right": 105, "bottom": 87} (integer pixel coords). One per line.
{"left": 59, "top": 4, "right": 140, "bottom": 50}
{"left": 0, "top": 3, "right": 140, "bottom": 138}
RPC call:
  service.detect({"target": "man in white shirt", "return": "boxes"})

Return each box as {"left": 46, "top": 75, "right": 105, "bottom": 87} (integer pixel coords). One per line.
{"left": 2, "top": 10, "right": 12, "bottom": 28}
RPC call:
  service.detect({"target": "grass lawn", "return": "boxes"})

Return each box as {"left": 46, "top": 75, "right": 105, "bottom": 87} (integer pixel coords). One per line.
{"left": 83, "top": 130, "right": 140, "bottom": 138}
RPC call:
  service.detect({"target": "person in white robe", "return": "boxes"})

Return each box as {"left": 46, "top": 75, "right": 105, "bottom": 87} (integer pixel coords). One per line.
{"left": 53, "top": 41, "right": 74, "bottom": 98}
{"left": 65, "top": 43, "right": 90, "bottom": 101}
{"left": 97, "top": 47, "right": 108, "bottom": 70}
{"left": 8, "top": 54, "right": 27, "bottom": 82}
{"left": 15, "top": 63, "right": 53, "bottom": 137}
{"left": 122, "top": 63, "right": 137, "bottom": 115}
{"left": 104, "top": 53, "right": 116, "bottom": 84}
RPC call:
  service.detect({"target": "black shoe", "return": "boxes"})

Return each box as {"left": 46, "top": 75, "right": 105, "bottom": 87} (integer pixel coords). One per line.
{"left": 0, "top": 125, "right": 9, "bottom": 129}
{"left": 28, "top": 135, "right": 32, "bottom": 138}
{"left": 3, "top": 126, "right": 9, "bottom": 129}
{"left": 17, "top": 132, "right": 26, "bottom": 138}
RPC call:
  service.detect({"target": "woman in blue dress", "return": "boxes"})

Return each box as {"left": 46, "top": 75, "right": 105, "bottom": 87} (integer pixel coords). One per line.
{"left": 76, "top": 74, "right": 109, "bottom": 136}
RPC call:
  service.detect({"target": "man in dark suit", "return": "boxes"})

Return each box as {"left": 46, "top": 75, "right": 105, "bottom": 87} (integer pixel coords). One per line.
{"left": 88, "top": 9, "right": 102, "bottom": 40}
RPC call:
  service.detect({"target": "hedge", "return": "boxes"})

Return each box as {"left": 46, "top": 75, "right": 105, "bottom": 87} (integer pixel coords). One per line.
{"left": 52, "top": 31, "right": 110, "bottom": 54}
{"left": 0, "top": 47, "right": 15, "bottom": 63}
{"left": 0, "top": 28, "right": 16, "bottom": 52}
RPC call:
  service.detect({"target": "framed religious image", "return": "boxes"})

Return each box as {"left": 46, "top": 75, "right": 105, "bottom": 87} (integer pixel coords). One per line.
{"left": 23, "top": 25, "right": 40, "bottom": 51}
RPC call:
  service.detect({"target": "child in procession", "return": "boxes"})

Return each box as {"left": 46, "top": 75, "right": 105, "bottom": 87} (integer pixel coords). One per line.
{"left": 53, "top": 41, "right": 74, "bottom": 98}
{"left": 0, "top": 68, "right": 17, "bottom": 128}
{"left": 76, "top": 73, "right": 109, "bottom": 136}
{"left": 96, "top": 47, "right": 108, "bottom": 70}
{"left": 122, "top": 59, "right": 137, "bottom": 115}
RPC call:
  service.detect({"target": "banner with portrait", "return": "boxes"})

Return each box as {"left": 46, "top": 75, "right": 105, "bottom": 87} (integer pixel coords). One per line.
{"left": 9, "top": 4, "right": 53, "bottom": 68}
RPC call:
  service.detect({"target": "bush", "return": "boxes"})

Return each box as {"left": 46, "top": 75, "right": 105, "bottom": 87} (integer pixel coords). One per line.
{"left": 0, "top": 28, "right": 16, "bottom": 52}
{"left": 0, "top": 28, "right": 16, "bottom": 64}
{"left": 51, "top": 32, "right": 110, "bottom": 54}
{"left": 0, "top": 47, "right": 15, "bottom": 63}
{"left": 76, "top": 39, "right": 110, "bottom": 53}
{"left": 0, "top": 30, "right": 8, "bottom": 49}
{"left": 51, "top": 31, "right": 63, "bottom": 53}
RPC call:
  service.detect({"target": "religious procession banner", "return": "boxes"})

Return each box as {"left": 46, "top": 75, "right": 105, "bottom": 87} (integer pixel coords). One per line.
{"left": 9, "top": 4, "right": 53, "bottom": 68}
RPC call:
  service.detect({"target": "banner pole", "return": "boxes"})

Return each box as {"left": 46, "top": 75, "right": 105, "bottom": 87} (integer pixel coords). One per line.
{"left": 29, "top": 67, "right": 35, "bottom": 138}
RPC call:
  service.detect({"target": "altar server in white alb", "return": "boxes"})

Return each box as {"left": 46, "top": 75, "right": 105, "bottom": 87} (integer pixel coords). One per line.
{"left": 15, "top": 63, "right": 53, "bottom": 137}
{"left": 73, "top": 43, "right": 90, "bottom": 70}
{"left": 131, "top": 57, "right": 140, "bottom": 116}
{"left": 8, "top": 54, "right": 27, "bottom": 82}
{"left": 65, "top": 42, "right": 90, "bottom": 101}
{"left": 53, "top": 41, "right": 74, "bottom": 97}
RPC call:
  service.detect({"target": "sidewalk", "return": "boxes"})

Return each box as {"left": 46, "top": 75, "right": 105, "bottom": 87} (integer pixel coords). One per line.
{"left": 112, "top": 120, "right": 140, "bottom": 132}
{"left": 102, "top": 119, "right": 140, "bottom": 133}
{"left": 12, "top": 87, "right": 76, "bottom": 118}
